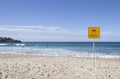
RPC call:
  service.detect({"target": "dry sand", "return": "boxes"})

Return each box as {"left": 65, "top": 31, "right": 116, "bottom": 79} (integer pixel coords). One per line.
{"left": 0, "top": 54, "right": 120, "bottom": 79}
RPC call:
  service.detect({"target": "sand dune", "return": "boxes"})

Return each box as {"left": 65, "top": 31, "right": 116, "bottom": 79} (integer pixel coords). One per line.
{"left": 0, "top": 54, "right": 120, "bottom": 79}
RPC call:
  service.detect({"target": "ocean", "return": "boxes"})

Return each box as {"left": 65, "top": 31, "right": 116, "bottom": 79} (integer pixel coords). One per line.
{"left": 0, "top": 42, "right": 120, "bottom": 58}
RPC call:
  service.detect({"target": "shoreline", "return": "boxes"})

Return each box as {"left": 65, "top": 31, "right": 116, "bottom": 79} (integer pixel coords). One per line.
{"left": 0, "top": 53, "right": 120, "bottom": 59}
{"left": 0, "top": 54, "right": 120, "bottom": 79}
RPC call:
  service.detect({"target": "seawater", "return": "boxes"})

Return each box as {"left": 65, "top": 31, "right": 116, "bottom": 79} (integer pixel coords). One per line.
{"left": 0, "top": 42, "right": 120, "bottom": 58}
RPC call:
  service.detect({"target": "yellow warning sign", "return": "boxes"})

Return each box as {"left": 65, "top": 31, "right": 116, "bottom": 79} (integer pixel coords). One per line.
{"left": 88, "top": 27, "right": 100, "bottom": 38}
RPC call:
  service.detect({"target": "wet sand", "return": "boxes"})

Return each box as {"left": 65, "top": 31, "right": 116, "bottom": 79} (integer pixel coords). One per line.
{"left": 0, "top": 54, "right": 120, "bottom": 79}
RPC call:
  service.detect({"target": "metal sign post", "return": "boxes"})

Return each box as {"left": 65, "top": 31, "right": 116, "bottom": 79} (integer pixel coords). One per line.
{"left": 93, "top": 38, "right": 95, "bottom": 68}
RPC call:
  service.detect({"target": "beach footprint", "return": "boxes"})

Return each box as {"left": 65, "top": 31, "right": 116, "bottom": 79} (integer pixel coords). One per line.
{"left": 0, "top": 72, "right": 2, "bottom": 79}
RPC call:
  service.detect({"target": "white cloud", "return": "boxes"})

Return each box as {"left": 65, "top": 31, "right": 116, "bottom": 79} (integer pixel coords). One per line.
{"left": 0, "top": 25, "right": 119, "bottom": 41}
{"left": 0, "top": 25, "right": 64, "bottom": 32}
{"left": 0, "top": 25, "right": 83, "bottom": 41}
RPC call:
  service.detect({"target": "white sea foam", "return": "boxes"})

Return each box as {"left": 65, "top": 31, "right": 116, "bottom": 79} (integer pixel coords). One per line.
{"left": 0, "top": 43, "right": 8, "bottom": 46}
{"left": 0, "top": 47, "right": 119, "bottom": 58}
{"left": 15, "top": 43, "right": 26, "bottom": 46}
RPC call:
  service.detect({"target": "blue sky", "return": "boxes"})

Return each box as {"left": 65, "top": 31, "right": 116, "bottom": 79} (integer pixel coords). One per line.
{"left": 0, "top": 0, "right": 120, "bottom": 41}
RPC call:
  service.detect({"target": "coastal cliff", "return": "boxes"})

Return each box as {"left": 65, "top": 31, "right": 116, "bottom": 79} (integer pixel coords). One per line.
{"left": 0, "top": 37, "right": 21, "bottom": 42}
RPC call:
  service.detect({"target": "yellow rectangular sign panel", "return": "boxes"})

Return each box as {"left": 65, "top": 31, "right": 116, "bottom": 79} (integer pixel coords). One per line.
{"left": 88, "top": 27, "right": 100, "bottom": 38}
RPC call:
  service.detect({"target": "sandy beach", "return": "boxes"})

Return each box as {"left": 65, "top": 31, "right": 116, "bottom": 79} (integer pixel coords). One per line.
{"left": 0, "top": 54, "right": 120, "bottom": 79}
